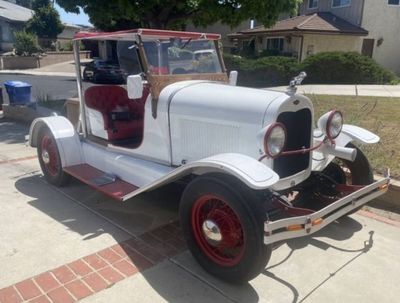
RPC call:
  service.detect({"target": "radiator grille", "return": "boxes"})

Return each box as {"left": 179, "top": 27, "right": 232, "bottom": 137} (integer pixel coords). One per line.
{"left": 273, "top": 108, "right": 312, "bottom": 178}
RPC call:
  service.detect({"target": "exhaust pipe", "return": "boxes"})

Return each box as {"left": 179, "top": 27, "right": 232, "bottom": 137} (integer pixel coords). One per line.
{"left": 320, "top": 144, "right": 357, "bottom": 162}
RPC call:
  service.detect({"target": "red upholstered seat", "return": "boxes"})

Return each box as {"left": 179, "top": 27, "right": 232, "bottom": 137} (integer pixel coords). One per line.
{"left": 84, "top": 85, "right": 149, "bottom": 141}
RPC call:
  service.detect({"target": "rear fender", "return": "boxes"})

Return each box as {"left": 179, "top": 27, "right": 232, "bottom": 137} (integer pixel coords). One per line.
{"left": 29, "top": 116, "right": 84, "bottom": 167}
{"left": 312, "top": 124, "right": 379, "bottom": 171}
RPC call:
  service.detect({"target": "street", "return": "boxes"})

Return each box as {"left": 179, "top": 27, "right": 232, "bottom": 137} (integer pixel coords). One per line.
{"left": 0, "top": 119, "right": 399, "bottom": 303}
{"left": 0, "top": 74, "right": 77, "bottom": 102}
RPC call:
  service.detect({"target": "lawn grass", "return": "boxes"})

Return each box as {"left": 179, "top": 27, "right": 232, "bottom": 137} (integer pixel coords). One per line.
{"left": 307, "top": 95, "right": 400, "bottom": 180}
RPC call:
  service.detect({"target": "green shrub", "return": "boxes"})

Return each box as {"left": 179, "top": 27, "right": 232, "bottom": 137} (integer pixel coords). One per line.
{"left": 223, "top": 51, "right": 399, "bottom": 87}
{"left": 224, "top": 54, "right": 299, "bottom": 87}
{"left": 301, "top": 52, "right": 398, "bottom": 84}
{"left": 13, "top": 31, "right": 40, "bottom": 56}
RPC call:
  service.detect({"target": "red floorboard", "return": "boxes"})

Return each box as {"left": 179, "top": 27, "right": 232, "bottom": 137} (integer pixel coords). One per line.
{"left": 63, "top": 164, "right": 138, "bottom": 201}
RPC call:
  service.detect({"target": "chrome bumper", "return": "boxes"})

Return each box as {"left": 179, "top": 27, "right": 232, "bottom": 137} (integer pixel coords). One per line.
{"left": 264, "top": 176, "right": 390, "bottom": 245}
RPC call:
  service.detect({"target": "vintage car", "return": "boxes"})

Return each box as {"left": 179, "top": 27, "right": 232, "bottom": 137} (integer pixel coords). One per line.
{"left": 82, "top": 59, "right": 126, "bottom": 84}
{"left": 29, "top": 29, "right": 390, "bottom": 283}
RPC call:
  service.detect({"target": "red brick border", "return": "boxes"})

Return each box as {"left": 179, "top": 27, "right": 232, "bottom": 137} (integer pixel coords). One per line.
{"left": 0, "top": 156, "right": 38, "bottom": 165}
{"left": 0, "top": 222, "right": 186, "bottom": 303}
{"left": 358, "top": 209, "right": 400, "bottom": 228}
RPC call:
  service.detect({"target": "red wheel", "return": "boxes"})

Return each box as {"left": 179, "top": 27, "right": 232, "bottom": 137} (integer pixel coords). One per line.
{"left": 40, "top": 134, "right": 60, "bottom": 177}
{"left": 191, "top": 194, "right": 245, "bottom": 266}
{"left": 37, "top": 127, "right": 69, "bottom": 186}
{"left": 180, "top": 174, "right": 271, "bottom": 283}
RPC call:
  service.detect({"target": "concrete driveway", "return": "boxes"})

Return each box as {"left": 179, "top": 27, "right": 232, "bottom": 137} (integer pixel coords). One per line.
{"left": 0, "top": 118, "right": 399, "bottom": 303}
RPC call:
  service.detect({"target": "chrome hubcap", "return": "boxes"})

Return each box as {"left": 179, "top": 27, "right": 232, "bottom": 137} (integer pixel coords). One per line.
{"left": 202, "top": 220, "right": 222, "bottom": 246}
{"left": 42, "top": 150, "right": 50, "bottom": 164}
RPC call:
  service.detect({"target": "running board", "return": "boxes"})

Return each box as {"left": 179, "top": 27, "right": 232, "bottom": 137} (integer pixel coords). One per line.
{"left": 63, "top": 164, "right": 139, "bottom": 201}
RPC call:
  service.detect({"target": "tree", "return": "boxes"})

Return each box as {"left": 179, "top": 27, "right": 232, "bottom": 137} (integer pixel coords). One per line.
{"left": 55, "top": 0, "right": 301, "bottom": 31}
{"left": 26, "top": 0, "right": 64, "bottom": 47}
{"left": 13, "top": 31, "right": 40, "bottom": 56}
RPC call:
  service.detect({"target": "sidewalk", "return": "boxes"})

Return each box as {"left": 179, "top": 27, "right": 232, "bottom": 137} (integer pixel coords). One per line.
{"left": 269, "top": 84, "right": 400, "bottom": 97}
{"left": 0, "top": 59, "right": 92, "bottom": 78}
{"left": 0, "top": 69, "right": 75, "bottom": 77}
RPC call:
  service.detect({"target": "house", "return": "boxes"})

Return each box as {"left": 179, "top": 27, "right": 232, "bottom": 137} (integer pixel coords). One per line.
{"left": 229, "top": 0, "right": 400, "bottom": 74}
{"left": 0, "top": 0, "right": 33, "bottom": 51}
{"left": 186, "top": 20, "right": 252, "bottom": 51}
{"left": 57, "top": 23, "right": 85, "bottom": 49}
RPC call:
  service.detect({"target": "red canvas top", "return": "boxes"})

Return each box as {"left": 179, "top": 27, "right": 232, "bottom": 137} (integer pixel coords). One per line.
{"left": 74, "top": 28, "right": 221, "bottom": 41}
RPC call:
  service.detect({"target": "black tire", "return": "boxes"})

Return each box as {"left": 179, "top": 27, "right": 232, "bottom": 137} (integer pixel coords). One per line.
{"left": 324, "top": 143, "right": 373, "bottom": 185}
{"left": 179, "top": 173, "right": 271, "bottom": 283}
{"left": 341, "top": 143, "right": 373, "bottom": 185}
{"left": 37, "top": 127, "right": 70, "bottom": 186}
{"left": 92, "top": 74, "right": 98, "bottom": 84}
{"left": 82, "top": 72, "right": 88, "bottom": 82}
{"left": 322, "top": 143, "right": 373, "bottom": 214}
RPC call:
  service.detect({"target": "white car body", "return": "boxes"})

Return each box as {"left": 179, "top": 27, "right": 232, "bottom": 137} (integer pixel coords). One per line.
{"left": 28, "top": 29, "right": 389, "bottom": 282}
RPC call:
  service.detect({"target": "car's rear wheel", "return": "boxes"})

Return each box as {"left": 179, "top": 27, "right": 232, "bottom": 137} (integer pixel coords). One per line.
{"left": 179, "top": 173, "right": 271, "bottom": 283}
{"left": 37, "top": 127, "right": 69, "bottom": 186}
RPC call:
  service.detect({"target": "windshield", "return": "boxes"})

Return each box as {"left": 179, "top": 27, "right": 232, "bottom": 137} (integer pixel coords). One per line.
{"left": 142, "top": 38, "right": 223, "bottom": 75}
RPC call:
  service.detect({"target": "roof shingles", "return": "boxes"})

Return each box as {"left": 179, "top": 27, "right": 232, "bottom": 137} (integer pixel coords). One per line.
{"left": 0, "top": 0, "right": 33, "bottom": 22}
{"left": 233, "top": 12, "right": 368, "bottom": 36}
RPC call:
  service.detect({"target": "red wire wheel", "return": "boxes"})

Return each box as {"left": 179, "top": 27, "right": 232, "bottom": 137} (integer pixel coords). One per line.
{"left": 191, "top": 194, "right": 245, "bottom": 266}
{"left": 180, "top": 174, "right": 272, "bottom": 283}
{"left": 37, "top": 127, "right": 69, "bottom": 186}
{"left": 40, "top": 134, "right": 60, "bottom": 177}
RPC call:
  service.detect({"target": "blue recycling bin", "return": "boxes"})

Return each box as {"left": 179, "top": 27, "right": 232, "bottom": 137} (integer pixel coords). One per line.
{"left": 4, "top": 81, "right": 32, "bottom": 105}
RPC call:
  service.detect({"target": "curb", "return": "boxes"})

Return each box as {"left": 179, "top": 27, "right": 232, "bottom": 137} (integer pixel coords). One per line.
{"left": 370, "top": 176, "right": 400, "bottom": 213}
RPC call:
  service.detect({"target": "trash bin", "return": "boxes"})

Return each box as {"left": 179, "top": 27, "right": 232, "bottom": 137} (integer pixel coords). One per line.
{"left": 4, "top": 81, "right": 32, "bottom": 105}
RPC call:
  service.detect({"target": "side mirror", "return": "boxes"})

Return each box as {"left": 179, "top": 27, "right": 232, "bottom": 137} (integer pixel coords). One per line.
{"left": 127, "top": 75, "right": 143, "bottom": 99}
{"left": 229, "top": 71, "right": 238, "bottom": 86}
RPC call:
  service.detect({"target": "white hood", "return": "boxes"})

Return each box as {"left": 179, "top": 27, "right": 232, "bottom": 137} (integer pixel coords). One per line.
{"left": 161, "top": 81, "right": 290, "bottom": 165}
{"left": 166, "top": 81, "right": 288, "bottom": 126}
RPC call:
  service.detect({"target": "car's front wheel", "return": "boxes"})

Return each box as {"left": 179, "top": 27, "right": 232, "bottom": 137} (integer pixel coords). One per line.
{"left": 179, "top": 173, "right": 271, "bottom": 283}
{"left": 322, "top": 143, "right": 373, "bottom": 214}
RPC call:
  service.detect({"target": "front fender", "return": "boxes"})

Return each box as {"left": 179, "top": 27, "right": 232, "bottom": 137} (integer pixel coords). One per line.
{"left": 336, "top": 124, "right": 380, "bottom": 146}
{"left": 123, "top": 153, "right": 279, "bottom": 200}
{"left": 29, "top": 116, "right": 84, "bottom": 167}
{"left": 312, "top": 124, "right": 379, "bottom": 171}
{"left": 189, "top": 153, "right": 280, "bottom": 189}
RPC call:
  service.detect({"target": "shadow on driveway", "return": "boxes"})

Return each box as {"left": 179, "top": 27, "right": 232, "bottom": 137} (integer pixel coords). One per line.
{"left": 0, "top": 118, "right": 30, "bottom": 144}
{"left": 14, "top": 173, "right": 374, "bottom": 303}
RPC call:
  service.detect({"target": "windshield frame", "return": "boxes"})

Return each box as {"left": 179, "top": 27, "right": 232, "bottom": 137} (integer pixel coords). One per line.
{"left": 138, "top": 36, "right": 227, "bottom": 77}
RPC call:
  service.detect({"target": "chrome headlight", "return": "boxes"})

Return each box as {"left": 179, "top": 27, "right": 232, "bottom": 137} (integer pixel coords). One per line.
{"left": 263, "top": 123, "right": 287, "bottom": 158}
{"left": 318, "top": 110, "right": 343, "bottom": 140}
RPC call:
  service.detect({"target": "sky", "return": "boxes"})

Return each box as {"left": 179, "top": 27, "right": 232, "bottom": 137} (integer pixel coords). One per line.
{"left": 54, "top": 3, "right": 92, "bottom": 26}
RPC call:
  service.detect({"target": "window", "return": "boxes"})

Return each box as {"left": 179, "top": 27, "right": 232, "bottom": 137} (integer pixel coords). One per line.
{"left": 308, "top": 0, "right": 318, "bottom": 9}
{"left": 266, "top": 38, "right": 284, "bottom": 52}
{"left": 388, "top": 0, "right": 400, "bottom": 5}
{"left": 332, "top": 0, "right": 351, "bottom": 8}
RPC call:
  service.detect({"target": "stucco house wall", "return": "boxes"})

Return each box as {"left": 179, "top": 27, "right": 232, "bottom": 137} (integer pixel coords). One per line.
{"left": 362, "top": 0, "right": 400, "bottom": 74}
{"left": 299, "top": 0, "right": 365, "bottom": 25}
{"left": 57, "top": 24, "right": 83, "bottom": 48}
{"left": 0, "top": 19, "right": 25, "bottom": 51}
{"left": 301, "top": 33, "right": 362, "bottom": 60}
